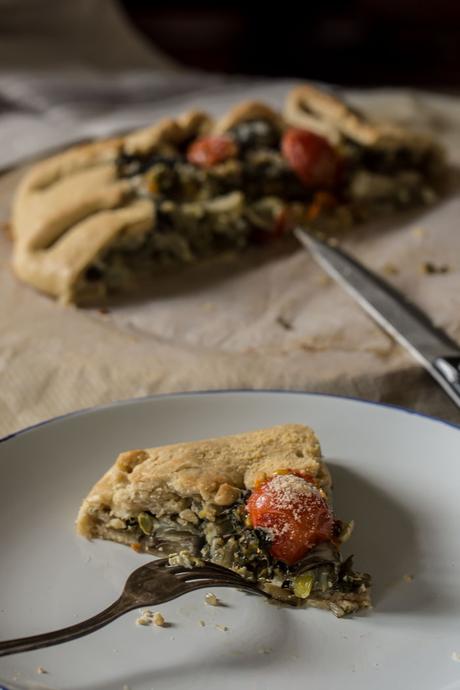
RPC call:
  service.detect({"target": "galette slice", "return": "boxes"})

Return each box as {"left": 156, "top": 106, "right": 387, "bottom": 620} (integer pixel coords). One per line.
{"left": 77, "top": 424, "right": 371, "bottom": 617}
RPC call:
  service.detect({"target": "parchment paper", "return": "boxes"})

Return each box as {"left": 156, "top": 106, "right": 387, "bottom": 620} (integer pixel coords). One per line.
{"left": 1, "top": 86, "right": 459, "bottom": 436}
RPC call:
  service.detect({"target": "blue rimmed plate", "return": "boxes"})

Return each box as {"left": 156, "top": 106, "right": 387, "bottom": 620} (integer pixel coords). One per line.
{"left": 1, "top": 391, "right": 459, "bottom": 689}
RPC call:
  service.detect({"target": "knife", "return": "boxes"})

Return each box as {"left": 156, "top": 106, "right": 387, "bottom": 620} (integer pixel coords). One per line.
{"left": 295, "top": 227, "right": 460, "bottom": 410}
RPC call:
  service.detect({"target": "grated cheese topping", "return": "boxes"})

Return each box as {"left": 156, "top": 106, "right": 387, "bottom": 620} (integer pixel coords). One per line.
{"left": 257, "top": 474, "right": 323, "bottom": 540}
{"left": 264, "top": 474, "right": 317, "bottom": 507}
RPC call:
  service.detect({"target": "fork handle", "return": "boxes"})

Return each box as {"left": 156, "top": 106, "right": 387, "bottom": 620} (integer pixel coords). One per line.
{"left": 0, "top": 596, "right": 130, "bottom": 657}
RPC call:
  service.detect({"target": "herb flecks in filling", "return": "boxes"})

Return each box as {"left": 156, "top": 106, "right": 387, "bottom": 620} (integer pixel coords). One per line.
{"left": 99, "top": 475, "right": 370, "bottom": 616}
{"left": 77, "top": 114, "right": 443, "bottom": 299}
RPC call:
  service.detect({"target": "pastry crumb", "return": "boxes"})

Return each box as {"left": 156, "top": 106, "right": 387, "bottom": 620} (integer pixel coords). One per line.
{"left": 412, "top": 226, "right": 426, "bottom": 238}
{"left": 136, "top": 610, "right": 152, "bottom": 626}
{"left": 215, "top": 624, "right": 229, "bottom": 632}
{"left": 421, "top": 261, "right": 449, "bottom": 274}
{"left": 318, "top": 274, "right": 332, "bottom": 286}
{"left": 382, "top": 262, "right": 399, "bottom": 275}
{"left": 36, "top": 666, "right": 48, "bottom": 674}
{"left": 136, "top": 609, "right": 167, "bottom": 627}
{"left": 122, "top": 685, "right": 131, "bottom": 690}
{"left": 198, "top": 619, "right": 206, "bottom": 627}
{"left": 276, "top": 315, "right": 293, "bottom": 331}
{"left": 152, "top": 612, "right": 166, "bottom": 627}
{"left": 403, "top": 574, "right": 414, "bottom": 583}
{"left": 205, "top": 592, "right": 219, "bottom": 606}
{"left": 451, "top": 652, "right": 460, "bottom": 662}
{"left": 257, "top": 646, "right": 272, "bottom": 655}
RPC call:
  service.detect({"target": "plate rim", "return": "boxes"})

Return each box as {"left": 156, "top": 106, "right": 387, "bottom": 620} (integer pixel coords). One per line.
{"left": 1, "top": 388, "right": 458, "bottom": 448}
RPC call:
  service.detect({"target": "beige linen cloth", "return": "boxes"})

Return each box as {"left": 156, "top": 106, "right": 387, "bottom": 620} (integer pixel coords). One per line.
{"left": 1, "top": 87, "right": 460, "bottom": 436}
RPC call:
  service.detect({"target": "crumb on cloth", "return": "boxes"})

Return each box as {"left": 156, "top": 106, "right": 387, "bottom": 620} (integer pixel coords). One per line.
{"left": 382, "top": 262, "right": 399, "bottom": 276}
{"left": 421, "top": 261, "right": 449, "bottom": 274}
{"left": 411, "top": 226, "right": 427, "bottom": 238}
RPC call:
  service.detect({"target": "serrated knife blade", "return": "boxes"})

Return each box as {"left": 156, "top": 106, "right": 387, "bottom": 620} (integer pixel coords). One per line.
{"left": 295, "top": 227, "right": 460, "bottom": 410}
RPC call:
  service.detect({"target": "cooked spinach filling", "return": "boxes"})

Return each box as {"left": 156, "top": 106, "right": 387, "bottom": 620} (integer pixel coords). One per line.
{"left": 104, "top": 496, "right": 370, "bottom": 614}
{"left": 77, "top": 117, "right": 443, "bottom": 298}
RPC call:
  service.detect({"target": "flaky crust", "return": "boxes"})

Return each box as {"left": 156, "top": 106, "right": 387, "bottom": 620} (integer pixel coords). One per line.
{"left": 11, "top": 112, "right": 211, "bottom": 303}
{"left": 76, "top": 424, "right": 328, "bottom": 538}
{"left": 11, "top": 102, "right": 285, "bottom": 303}
{"left": 284, "top": 83, "right": 437, "bottom": 153}
{"left": 12, "top": 84, "right": 441, "bottom": 303}
{"left": 212, "top": 101, "right": 284, "bottom": 135}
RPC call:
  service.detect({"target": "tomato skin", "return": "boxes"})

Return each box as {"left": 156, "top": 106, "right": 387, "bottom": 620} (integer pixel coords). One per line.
{"left": 187, "top": 135, "right": 238, "bottom": 168}
{"left": 281, "top": 128, "right": 341, "bottom": 189}
{"left": 246, "top": 472, "right": 333, "bottom": 565}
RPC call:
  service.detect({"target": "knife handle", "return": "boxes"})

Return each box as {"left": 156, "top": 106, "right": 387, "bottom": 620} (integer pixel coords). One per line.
{"left": 432, "top": 356, "right": 460, "bottom": 410}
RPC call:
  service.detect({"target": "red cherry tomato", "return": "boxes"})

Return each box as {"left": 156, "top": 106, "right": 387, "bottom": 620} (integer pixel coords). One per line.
{"left": 187, "top": 135, "right": 238, "bottom": 168}
{"left": 281, "top": 128, "right": 341, "bottom": 189}
{"left": 246, "top": 472, "right": 333, "bottom": 565}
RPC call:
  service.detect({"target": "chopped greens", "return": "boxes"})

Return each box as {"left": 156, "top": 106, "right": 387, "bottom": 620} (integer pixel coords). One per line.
{"left": 102, "top": 494, "right": 370, "bottom": 615}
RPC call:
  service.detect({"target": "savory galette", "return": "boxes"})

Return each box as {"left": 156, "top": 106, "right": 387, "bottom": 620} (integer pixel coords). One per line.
{"left": 12, "top": 84, "right": 444, "bottom": 304}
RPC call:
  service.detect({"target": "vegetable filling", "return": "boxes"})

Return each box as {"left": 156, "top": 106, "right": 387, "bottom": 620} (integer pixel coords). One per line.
{"left": 76, "top": 115, "right": 443, "bottom": 299}
{"left": 99, "top": 472, "right": 370, "bottom": 616}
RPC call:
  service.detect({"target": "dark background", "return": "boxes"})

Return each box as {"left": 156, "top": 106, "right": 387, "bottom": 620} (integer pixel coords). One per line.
{"left": 122, "top": 1, "right": 460, "bottom": 89}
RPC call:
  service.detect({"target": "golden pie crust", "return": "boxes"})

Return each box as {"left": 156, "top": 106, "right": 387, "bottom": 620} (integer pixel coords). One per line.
{"left": 11, "top": 85, "right": 441, "bottom": 303}
{"left": 77, "top": 423, "right": 327, "bottom": 540}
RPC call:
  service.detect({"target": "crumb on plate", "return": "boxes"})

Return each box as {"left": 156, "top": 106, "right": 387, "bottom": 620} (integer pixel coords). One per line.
{"left": 403, "top": 574, "right": 414, "bottom": 583}
{"left": 205, "top": 592, "right": 219, "bottom": 606}
{"left": 36, "top": 666, "right": 48, "bottom": 674}
{"left": 152, "top": 612, "right": 166, "bottom": 627}
{"left": 215, "top": 624, "right": 229, "bottom": 632}
{"left": 136, "top": 609, "right": 167, "bottom": 627}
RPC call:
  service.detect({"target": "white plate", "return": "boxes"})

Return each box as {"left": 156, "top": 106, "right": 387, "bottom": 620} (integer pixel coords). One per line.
{"left": 1, "top": 391, "right": 460, "bottom": 690}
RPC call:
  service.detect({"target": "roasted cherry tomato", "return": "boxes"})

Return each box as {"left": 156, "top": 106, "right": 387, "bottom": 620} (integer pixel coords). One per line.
{"left": 187, "top": 135, "right": 238, "bottom": 168}
{"left": 246, "top": 472, "right": 333, "bottom": 565}
{"left": 281, "top": 128, "right": 341, "bottom": 189}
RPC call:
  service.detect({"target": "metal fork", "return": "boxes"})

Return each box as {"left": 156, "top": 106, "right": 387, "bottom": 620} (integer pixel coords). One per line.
{"left": 0, "top": 559, "right": 272, "bottom": 657}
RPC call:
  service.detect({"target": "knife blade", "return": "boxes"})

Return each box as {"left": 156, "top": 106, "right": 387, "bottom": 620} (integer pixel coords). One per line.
{"left": 295, "top": 227, "right": 460, "bottom": 410}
